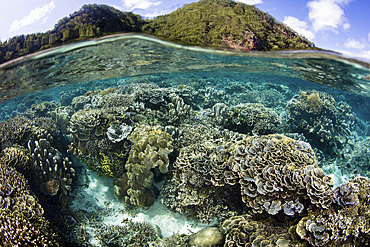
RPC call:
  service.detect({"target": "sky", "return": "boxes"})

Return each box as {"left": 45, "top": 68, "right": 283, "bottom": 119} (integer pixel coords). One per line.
{"left": 0, "top": 0, "right": 369, "bottom": 62}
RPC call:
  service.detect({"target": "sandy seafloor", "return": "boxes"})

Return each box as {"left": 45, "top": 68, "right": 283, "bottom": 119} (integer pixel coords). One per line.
{"left": 70, "top": 158, "right": 210, "bottom": 243}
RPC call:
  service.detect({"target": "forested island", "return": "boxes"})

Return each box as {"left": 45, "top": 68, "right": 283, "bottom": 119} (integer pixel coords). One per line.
{"left": 0, "top": 0, "right": 316, "bottom": 64}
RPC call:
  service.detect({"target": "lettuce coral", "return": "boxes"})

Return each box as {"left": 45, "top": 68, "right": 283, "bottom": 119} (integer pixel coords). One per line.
{"left": 0, "top": 159, "right": 59, "bottom": 246}
{"left": 228, "top": 134, "right": 334, "bottom": 215}
{"left": 295, "top": 176, "right": 370, "bottom": 246}
{"left": 114, "top": 125, "right": 173, "bottom": 207}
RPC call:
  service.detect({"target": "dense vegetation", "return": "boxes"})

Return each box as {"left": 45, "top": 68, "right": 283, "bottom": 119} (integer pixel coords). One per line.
{"left": 0, "top": 0, "right": 315, "bottom": 64}
{"left": 0, "top": 4, "right": 144, "bottom": 64}
{"left": 143, "top": 0, "right": 314, "bottom": 50}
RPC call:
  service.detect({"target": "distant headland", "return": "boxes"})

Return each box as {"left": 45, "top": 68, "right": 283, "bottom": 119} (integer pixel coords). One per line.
{"left": 0, "top": 0, "right": 317, "bottom": 64}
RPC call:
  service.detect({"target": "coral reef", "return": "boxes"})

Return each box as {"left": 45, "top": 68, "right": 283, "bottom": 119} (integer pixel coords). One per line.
{"left": 162, "top": 139, "right": 243, "bottom": 223}
{"left": 227, "top": 134, "right": 334, "bottom": 215}
{"left": 0, "top": 160, "right": 59, "bottom": 246}
{"left": 114, "top": 125, "right": 173, "bottom": 207}
{"left": 212, "top": 103, "right": 280, "bottom": 135}
{"left": 1, "top": 78, "right": 368, "bottom": 246}
{"left": 286, "top": 90, "right": 359, "bottom": 156}
{"left": 334, "top": 136, "right": 370, "bottom": 178}
{"left": 67, "top": 107, "right": 134, "bottom": 178}
{"left": 221, "top": 214, "right": 292, "bottom": 247}
{"left": 94, "top": 220, "right": 159, "bottom": 247}
{"left": 0, "top": 117, "right": 33, "bottom": 151}
{"left": 294, "top": 176, "right": 370, "bottom": 247}
{"left": 27, "top": 137, "right": 75, "bottom": 196}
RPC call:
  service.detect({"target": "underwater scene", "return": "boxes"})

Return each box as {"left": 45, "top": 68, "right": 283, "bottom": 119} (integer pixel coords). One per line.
{"left": 0, "top": 34, "right": 370, "bottom": 246}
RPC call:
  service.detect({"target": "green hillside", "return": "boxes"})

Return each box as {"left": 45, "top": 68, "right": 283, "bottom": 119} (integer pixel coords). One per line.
{"left": 0, "top": 4, "right": 144, "bottom": 64}
{"left": 0, "top": 0, "right": 315, "bottom": 64}
{"left": 144, "top": 0, "right": 314, "bottom": 50}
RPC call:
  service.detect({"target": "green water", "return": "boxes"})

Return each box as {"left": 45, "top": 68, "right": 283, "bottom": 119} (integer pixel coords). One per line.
{"left": 0, "top": 34, "right": 369, "bottom": 246}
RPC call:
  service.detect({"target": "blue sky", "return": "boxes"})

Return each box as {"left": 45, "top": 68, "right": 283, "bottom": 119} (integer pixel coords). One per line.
{"left": 0, "top": 0, "right": 369, "bottom": 62}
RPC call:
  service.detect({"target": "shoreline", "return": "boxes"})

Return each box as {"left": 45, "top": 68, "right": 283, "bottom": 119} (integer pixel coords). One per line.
{"left": 1, "top": 33, "right": 369, "bottom": 69}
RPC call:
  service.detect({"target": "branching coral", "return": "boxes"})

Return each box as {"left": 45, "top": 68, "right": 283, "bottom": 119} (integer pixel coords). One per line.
{"left": 0, "top": 117, "right": 33, "bottom": 151}
{"left": 27, "top": 137, "right": 75, "bottom": 196}
{"left": 94, "top": 220, "right": 159, "bottom": 247}
{"left": 0, "top": 210, "right": 59, "bottom": 247}
{"left": 0, "top": 146, "right": 31, "bottom": 174}
{"left": 166, "top": 93, "right": 191, "bottom": 125}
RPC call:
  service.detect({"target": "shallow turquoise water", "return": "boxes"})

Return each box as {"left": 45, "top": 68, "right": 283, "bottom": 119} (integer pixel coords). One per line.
{"left": 0, "top": 35, "right": 370, "bottom": 246}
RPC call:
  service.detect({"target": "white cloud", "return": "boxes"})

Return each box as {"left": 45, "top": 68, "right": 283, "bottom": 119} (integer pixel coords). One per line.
{"left": 141, "top": 10, "right": 171, "bottom": 18}
{"left": 338, "top": 49, "right": 370, "bottom": 63}
{"left": 368, "top": 32, "right": 370, "bottom": 42}
{"left": 283, "top": 16, "right": 315, "bottom": 40}
{"left": 344, "top": 38, "right": 366, "bottom": 50}
{"left": 307, "top": 0, "right": 352, "bottom": 32}
{"left": 121, "top": 0, "right": 162, "bottom": 11}
{"left": 236, "top": 0, "right": 263, "bottom": 5}
{"left": 343, "top": 22, "right": 350, "bottom": 30}
{"left": 9, "top": 0, "right": 55, "bottom": 32}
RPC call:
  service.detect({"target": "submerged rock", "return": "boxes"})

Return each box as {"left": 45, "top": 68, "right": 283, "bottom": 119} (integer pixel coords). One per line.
{"left": 189, "top": 227, "right": 224, "bottom": 247}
